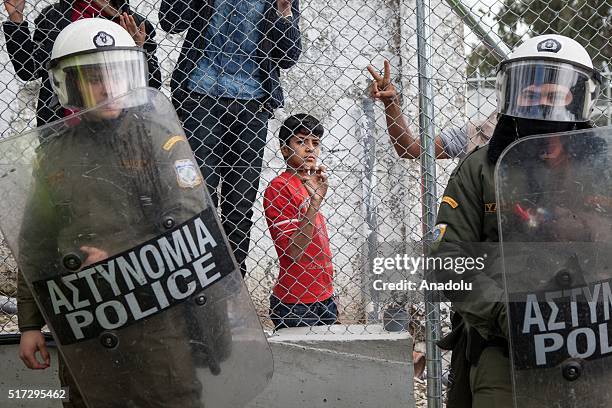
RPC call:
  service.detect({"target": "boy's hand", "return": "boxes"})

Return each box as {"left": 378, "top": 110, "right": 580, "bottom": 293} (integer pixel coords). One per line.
{"left": 19, "top": 330, "right": 50, "bottom": 370}
{"left": 4, "top": 0, "right": 25, "bottom": 23}
{"left": 367, "top": 60, "right": 399, "bottom": 106}
{"left": 300, "top": 165, "right": 328, "bottom": 205}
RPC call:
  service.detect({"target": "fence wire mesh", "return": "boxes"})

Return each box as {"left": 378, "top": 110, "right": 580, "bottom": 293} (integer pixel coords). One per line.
{"left": 0, "top": 0, "right": 610, "bottom": 407}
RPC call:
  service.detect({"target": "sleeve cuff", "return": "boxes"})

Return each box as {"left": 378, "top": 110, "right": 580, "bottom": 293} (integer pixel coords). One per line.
{"left": 3, "top": 20, "right": 28, "bottom": 29}
{"left": 18, "top": 325, "right": 43, "bottom": 332}
{"left": 439, "top": 125, "right": 468, "bottom": 158}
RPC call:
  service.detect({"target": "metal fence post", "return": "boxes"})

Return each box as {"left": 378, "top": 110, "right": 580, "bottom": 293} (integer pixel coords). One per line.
{"left": 604, "top": 63, "right": 611, "bottom": 127}
{"left": 444, "top": 0, "right": 510, "bottom": 60}
{"left": 416, "top": 0, "right": 442, "bottom": 407}
{"left": 361, "top": 96, "right": 380, "bottom": 322}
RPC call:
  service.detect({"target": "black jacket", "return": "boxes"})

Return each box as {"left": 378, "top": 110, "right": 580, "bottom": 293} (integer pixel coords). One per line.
{"left": 2, "top": 0, "right": 162, "bottom": 126}
{"left": 158, "top": 0, "right": 302, "bottom": 112}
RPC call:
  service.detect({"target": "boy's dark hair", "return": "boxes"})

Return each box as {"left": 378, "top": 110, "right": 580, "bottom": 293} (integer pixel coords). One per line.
{"left": 279, "top": 114, "right": 324, "bottom": 146}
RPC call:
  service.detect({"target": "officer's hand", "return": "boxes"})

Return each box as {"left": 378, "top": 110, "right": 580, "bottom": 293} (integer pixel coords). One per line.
{"left": 4, "top": 0, "right": 25, "bottom": 23}
{"left": 19, "top": 330, "right": 50, "bottom": 370}
{"left": 80, "top": 246, "right": 109, "bottom": 268}
{"left": 119, "top": 12, "right": 145, "bottom": 48}
{"left": 367, "top": 60, "right": 399, "bottom": 106}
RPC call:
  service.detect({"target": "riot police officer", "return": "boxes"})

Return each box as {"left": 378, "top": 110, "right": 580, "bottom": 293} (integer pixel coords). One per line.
{"left": 433, "top": 34, "right": 602, "bottom": 408}
{"left": 11, "top": 18, "right": 265, "bottom": 408}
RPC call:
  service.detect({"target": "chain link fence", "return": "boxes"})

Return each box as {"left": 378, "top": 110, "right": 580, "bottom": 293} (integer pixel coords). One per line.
{"left": 0, "top": 0, "right": 610, "bottom": 407}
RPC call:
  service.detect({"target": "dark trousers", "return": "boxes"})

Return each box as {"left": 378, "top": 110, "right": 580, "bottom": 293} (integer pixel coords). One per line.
{"left": 269, "top": 295, "right": 338, "bottom": 330}
{"left": 179, "top": 95, "right": 270, "bottom": 277}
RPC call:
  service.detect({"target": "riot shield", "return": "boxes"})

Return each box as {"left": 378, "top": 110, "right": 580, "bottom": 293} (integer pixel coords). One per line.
{"left": 0, "top": 88, "right": 273, "bottom": 408}
{"left": 496, "top": 127, "right": 612, "bottom": 408}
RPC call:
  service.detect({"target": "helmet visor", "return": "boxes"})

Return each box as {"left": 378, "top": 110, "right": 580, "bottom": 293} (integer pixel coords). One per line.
{"left": 496, "top": 60, "right": 601, "bottom": 122}
{"left": 49, "top": 48, "right": 148, "bottom": 110}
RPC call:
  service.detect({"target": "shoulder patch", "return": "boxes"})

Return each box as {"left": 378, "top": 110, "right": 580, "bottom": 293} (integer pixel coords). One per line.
{"left": 174, "top": 159, "right": 202, "bottom": 188}
{"left": 163, "top": 135, "right": 187, "bottom": 151}
{"left": 442, "top": 196, "right": 458, "bottom": 209}
{"left": 433, "top": 223, "right": 447, "bottom": 242}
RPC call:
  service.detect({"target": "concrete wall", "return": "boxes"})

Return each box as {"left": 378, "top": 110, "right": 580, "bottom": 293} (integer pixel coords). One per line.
{"left": 0, "top": 325, "right": 415, "bottom": 408}
{"left": 249, "top": 325, "right": 415, "bottom": 408}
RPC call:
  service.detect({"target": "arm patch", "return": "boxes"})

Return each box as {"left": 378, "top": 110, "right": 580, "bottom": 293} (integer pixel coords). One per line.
{"left": 442, "top": 196, "right": 459, "bottom": 209}
{"left": 163, "top": 135, "right": 187, "bottom": 151}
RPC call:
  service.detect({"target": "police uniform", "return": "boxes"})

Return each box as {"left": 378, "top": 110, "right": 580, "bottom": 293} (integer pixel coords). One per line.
{"left": 433, "top": 32, "right": 604, "bottom": 407}
{"left": 434, "top": 131, "right": 612, "bottom": 408}
{"left": 433, "top": 145, "right": 511, "bottom": 408}
{"left": 16, "top": 110, "right": 227, "bottom": 408}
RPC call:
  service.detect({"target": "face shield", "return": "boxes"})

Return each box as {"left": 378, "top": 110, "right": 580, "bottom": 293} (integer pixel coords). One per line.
{"left": 49, "top": 48, "right": 147, "bottom": 110}
{"left": 496, "top": 60, "right": 601, "bottom": 122}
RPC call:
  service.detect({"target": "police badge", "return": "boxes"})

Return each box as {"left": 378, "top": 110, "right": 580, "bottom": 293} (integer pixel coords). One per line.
{"left": 93, "top": 31, "right": 116, "bottom": 48}
{"left": 174, "top": 159, "right": 203, "bottom": 188}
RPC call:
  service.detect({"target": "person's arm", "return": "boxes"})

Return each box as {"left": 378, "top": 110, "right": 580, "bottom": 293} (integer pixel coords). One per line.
{"left": 285, "top": 168, "right": 328, "bottom": 260}
{"left": 121, "top": 14, "right": 162, "bottom": 89}
{"left": 264, "top": 168, "right": 328, "bottom": 262}
{"left": 380, "top": 93, "right": 448, "bottom": 159}
{"left": 142, "top": 20, "right": 162, "bottom": 89}
{"left": 368, "top": 60, "right": 452, "bottom": 159}
{"left": 158, "top": 0, "right": 202, "bottom": 34}
{"left": 17, "top": 166, "right": 61, "bottom": 370}
{"left": 2, "top": 0, "right": 52, "bottom": 81}
{"left": 150, "top": 118, "right": 209, "bottom": 224}
{"left": 432, "top": 162, "right": 507, "bottom": 340}
{"left": 268, "top": 0, "right": 302, "bottom": 69}
{"left": 118, "top": 14, "right": 162, "bottom": 89}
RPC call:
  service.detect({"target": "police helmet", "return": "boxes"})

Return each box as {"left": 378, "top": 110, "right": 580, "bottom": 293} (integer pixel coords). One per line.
{"left": 496, "top": 34, "right": 602, "bottom": 122}
{"left": 48, "top": 18, "right": 147, "bottom": 109}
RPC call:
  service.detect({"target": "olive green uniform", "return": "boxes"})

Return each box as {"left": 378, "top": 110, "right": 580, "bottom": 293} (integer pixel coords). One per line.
{"left": 16, "top": 110, "right": 218, "bottom": 408}
{"left": 433, "top": 145, "right": 511, "bottom": 408}
{"left": 434, "top": 134, "right": 611, "bottom": 408}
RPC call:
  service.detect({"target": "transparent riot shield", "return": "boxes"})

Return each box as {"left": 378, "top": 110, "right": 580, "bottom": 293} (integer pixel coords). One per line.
{"left": 0, "top": 88, "right": 273, "bottom": 408}
{"left": 496, "top": 127, "right": 612, "bottom": 408}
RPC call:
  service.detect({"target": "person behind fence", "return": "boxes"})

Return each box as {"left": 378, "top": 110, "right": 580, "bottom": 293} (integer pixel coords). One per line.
{"left": 2, "top": 0, "right": 161, "bottom": 127}
{"left": 430, "top": 34, "right": 601, "bottom": 408}
{"left": 264, "top": 114, "right": 338, "bottom": 330}
{"left": 16, "top": 19, "right": 217, "bottom": 407}
{"left": 158, "top": 0, "right": 302, "bottom": 278}
{"left": 367, "top": 60, "right": 495, "bottom": 159}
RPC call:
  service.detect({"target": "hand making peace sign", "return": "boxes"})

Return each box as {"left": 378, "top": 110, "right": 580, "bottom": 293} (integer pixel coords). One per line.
{"left": 367, "top": 59, "right": 399, "bottom": 106}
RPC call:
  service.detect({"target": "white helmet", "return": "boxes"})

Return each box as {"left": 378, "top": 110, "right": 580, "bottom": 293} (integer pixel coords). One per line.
{"left": 48, "top": 18, "right": 148, "bottom": 109}
{"left": 496, "top": 34, "right": 602, "bottom": 122}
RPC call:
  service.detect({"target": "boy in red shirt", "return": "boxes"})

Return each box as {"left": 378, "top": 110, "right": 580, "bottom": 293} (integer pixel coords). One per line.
{"left": 264, "top": 114, "right": 337, "bottom": 330}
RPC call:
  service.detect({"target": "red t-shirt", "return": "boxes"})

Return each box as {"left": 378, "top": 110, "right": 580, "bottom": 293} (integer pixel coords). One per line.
{"left": 264, "top": 171, "right": 334, "bottom": 304}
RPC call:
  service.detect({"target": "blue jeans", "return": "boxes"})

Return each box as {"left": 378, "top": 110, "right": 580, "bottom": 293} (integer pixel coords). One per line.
{"left": 178, "top": 95, "right": 270, "bottom": 277}
{"left": 270, "top": 295, "right": 338, "bottom": 330}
